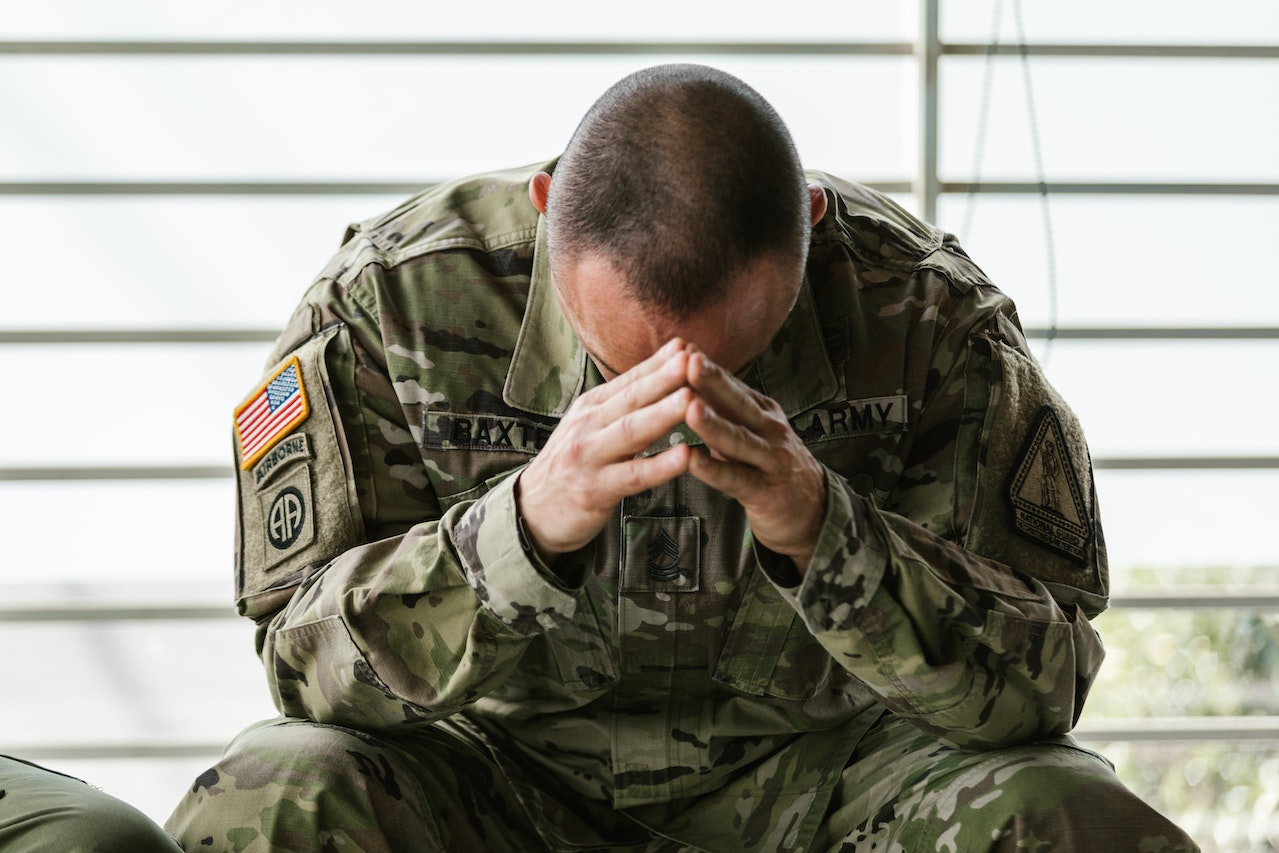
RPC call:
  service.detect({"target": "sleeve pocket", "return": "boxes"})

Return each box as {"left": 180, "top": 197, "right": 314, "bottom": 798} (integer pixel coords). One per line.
{"left": 235, "top": 324, "right": 365, "bottom": 621}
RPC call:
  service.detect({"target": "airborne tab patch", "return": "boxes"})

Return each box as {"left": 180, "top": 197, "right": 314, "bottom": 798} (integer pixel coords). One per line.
{"left": 252, "top": 433, "right": 312, "bottom": 488}
{"left": 235, "top": 357, "right": 311, "bottom": 470}
{"left": 1008, "top": 405, "right": 1092, "bottom": 565}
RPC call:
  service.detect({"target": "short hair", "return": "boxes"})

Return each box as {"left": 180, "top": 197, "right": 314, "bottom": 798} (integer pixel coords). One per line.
{"left": 545, "top": 64, "right": 810, "bottom": 318}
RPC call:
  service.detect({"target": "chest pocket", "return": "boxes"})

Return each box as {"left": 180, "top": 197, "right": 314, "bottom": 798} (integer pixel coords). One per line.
{"left": 712, "top": 562, "right": 836, "bottom": 701}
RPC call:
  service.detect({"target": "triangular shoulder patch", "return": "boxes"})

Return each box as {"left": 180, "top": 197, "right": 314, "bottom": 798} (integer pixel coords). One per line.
{"left": 1008, "top": 405, "right": 1093, "bottom": 565}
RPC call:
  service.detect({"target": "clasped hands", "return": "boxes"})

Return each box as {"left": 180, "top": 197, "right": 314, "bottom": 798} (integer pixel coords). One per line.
{"left": 517, "top": 338, "right": 826, "bottom": 574}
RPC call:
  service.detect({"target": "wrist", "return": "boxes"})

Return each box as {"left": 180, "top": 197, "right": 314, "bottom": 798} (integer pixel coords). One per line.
{"left": 782, "top": 464, "right": 827, "bottom": 576}
{"left": 511, "top": 470, "right": 578, "bottom": 590}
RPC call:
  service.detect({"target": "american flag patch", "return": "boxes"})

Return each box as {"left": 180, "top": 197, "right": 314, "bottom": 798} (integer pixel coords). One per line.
{"left": 235, "top": 357, "right": 310, "bottom": 469}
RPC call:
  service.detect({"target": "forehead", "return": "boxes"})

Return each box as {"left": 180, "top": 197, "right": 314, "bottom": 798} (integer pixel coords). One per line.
{"left": 551, "top": 251, "right": 801, "bottom": 376}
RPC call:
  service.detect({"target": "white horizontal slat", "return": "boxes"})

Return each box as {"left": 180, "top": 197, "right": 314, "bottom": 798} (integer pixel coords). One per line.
{"left": 0, "top": 604, "right": 232, "bottom": 621}
{"left": 0, "top": 472, "right": 1273, "bottom": 585}
{"left": 1094, "top": 470, "right": 1279, "bottom": 574}
{"left": 0, "top": 2, "right": 912, "bottom": 42}
{"left": 1080, "top": 717, "right": 1279, "bottom": 742}
{"left": 8, "top": 194, "right": 1275, "bottom": 331}
{"left": 940, "top": 0, "right": 1279, "bottom": 44}
{"left": 0, "top": 56, "right": 912, "bottom": 182}
{"left": 0, "top": 196, "right": 393, "bottom": 329}
{"left": 0, "top": 480, "right": 233, "bottom": 585}
{"left": 0, "top": 343, "right": 268, "bottom": 466}
{"left": 0, "top": 619, "right": 272, "bottom": 748}
{"left": 1032, "top": 340, "right": 1279, "bottom": 458}
{"left": 940, "top": 57, "right": 1279, "bottom": 181}
{"left": 6, "top": 339, "right": 1276, "bottom": 466}
{"left": 935, "top": 195, "right": 1279, "bottom": 328}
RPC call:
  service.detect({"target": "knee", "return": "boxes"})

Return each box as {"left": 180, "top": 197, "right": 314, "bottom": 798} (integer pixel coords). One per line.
{"left": 972, "top": 748, "right": 1199, "bottom": 852}
{"left": 0, "top": 767, "right": 179, "bottom": 853}
{"left": 166, "top": 719, "right": 422, "bottom": 853}
{"left": 60, "top": 790, "right": 183, "bottom": 853}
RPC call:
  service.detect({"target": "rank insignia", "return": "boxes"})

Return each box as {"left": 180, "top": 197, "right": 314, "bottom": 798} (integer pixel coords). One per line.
{"left": 235, "top": 357, "right": 310, "bottom": 469}
{"left": 647, "top": 529, "right": 683, "bottom": 583}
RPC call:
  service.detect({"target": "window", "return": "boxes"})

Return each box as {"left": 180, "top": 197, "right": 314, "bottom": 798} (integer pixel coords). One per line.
{"left": 2, "top": 3, "right": 1275, "bottom": 847}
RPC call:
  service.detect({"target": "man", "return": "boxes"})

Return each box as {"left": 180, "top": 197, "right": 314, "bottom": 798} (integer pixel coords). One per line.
{"left": 168, "top": 64, "right": 1196, "bottom": 851}
{"left": 1, "top": 754, "right": 182, "bottom": 851}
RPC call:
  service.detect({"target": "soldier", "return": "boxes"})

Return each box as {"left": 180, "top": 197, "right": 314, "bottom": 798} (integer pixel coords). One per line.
{"left": 167, "top": 64, "right": 1197, "bottom": 851}
{"left": 1, "top": 755, "right": 182, "bottom": 851}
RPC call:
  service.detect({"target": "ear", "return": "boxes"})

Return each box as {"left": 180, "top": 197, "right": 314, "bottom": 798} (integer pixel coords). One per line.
{"left": 529, "top": 171, "right": 552, "bottom": 214}
{"left": 807, "top": 183, "right": 828, "bottom": 226}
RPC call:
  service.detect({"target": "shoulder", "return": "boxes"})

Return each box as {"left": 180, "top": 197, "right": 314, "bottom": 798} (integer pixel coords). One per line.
{"left": 807, "top": 170, "right": 941, "bottom": 269}
{"left": 318, "top": 160, "right": 551, "bottom": 290}
{"left": 805, "top": 170, "right": 1012, "bottom": 340}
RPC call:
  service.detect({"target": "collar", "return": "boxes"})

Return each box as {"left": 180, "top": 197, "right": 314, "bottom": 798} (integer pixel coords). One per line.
{"left": 503, "top": 215, "right": 589, "bottom": 417}
{"left": 503, "top": 216, "right": 838, "bottom": 418}
{"left": 751, "top": 275, "right": 840, "bottom": 417}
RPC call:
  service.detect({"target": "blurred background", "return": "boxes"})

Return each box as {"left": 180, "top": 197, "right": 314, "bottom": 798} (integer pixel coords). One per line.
{"left": 1, "top": 2, "right": 1276, "bottom": 849}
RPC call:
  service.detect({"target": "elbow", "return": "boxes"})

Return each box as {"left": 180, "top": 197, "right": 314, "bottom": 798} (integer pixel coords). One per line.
{"left": 262, "top": 614, "right": 446, "bottom": 731}
{"left": 934, "top": 704, "right": 1074, "bottom": 752}
{"left": 911, "top": 667, "right": 1080, "bottom": 751}
{"left": 935, "top": 616, "right": 1099, "bottom": 749}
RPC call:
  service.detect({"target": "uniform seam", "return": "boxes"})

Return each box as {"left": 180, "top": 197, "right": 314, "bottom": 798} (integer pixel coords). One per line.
{"left": 379, "top": 226, "right": 540, "bottom": 268}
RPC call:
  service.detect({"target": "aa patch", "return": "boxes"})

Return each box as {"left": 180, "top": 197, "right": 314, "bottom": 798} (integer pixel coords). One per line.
{"left": 258, "top": 466, "right": 316, "bottom": 566}
{"left": 1008, "top": 405, "right": 1093, "bottom": 565}
{"left": 235, "top": 356, "right": 310, "bottom": 469}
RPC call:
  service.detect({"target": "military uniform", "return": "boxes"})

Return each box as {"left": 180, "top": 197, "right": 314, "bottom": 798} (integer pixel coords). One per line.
{"left": 167, "top": 162, "right": 1196, "bottom": 851}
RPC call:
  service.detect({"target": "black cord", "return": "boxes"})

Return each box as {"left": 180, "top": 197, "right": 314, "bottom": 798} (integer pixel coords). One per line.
{"left": 962, "top": 0, "right": 1060, "bottom": 364}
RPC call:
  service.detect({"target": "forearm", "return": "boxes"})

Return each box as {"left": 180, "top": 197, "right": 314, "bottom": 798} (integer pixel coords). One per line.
{"left": 262, "top": 475, "right": 582, "bottom": 729}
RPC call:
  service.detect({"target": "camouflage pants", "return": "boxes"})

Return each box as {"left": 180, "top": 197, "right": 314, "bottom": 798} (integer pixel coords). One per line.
{"left": 809, "top": 714, "right": 1198, "bottom": 852}
{"left": 165, "top": 714, "right": 1198, "bottom": 853}
{"left": 0, "top": 754, "right": 182, "bottom": 853}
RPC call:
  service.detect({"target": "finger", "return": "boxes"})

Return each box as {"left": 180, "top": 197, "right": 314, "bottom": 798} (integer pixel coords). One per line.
{"left": 686, "top": 447, "right": 760, "bottom": 500}
{"left": 596, "top": 386, "right": 693, "bottom": 459}
{"left": 685, "top": 396, "right": 773, "bottom": 469}
{"left": 595, "top": 443, "right": 692, "bottom": 499}
{"left": 687, "top": 350, "right": 772, "bottom": 433}
{"left": 593, "top": 337, "right": 688, "bottom": 399}
{"left": 590, "top": 341, "right": 692, "bottom": 425}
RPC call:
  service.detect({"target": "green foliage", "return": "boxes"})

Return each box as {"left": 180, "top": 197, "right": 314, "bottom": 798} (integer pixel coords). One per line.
{"left": 1081, "top": 565, "right": 1279, "bottom": 851}
{"left": 1088, "top": 609, "right": 1278, "bottom": 719}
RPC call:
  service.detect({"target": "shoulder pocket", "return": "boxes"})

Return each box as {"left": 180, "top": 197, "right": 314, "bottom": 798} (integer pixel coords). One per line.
{"left": 234, "top": 324, "right": 364, "bottom": 621}
{"left": 960, "top": 333, "right": 1108, "bottom": 617}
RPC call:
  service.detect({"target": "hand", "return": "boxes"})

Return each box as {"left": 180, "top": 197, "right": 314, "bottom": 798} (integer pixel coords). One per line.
{"left": 685, "top": 348, "right": 826, "bottom": 572}
{"left": 517, "top": 339, "right": 695, "bottom": 561}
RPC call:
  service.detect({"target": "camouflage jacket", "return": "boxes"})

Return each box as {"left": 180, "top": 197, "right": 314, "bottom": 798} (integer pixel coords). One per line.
{"left": 231, "top": 160, "right": 1109, "bottom": 851}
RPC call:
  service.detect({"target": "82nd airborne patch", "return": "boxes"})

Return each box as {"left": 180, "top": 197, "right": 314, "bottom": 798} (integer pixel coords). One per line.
{"left": 1008, "top": 405, "right": 1092, "bottom": 565}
